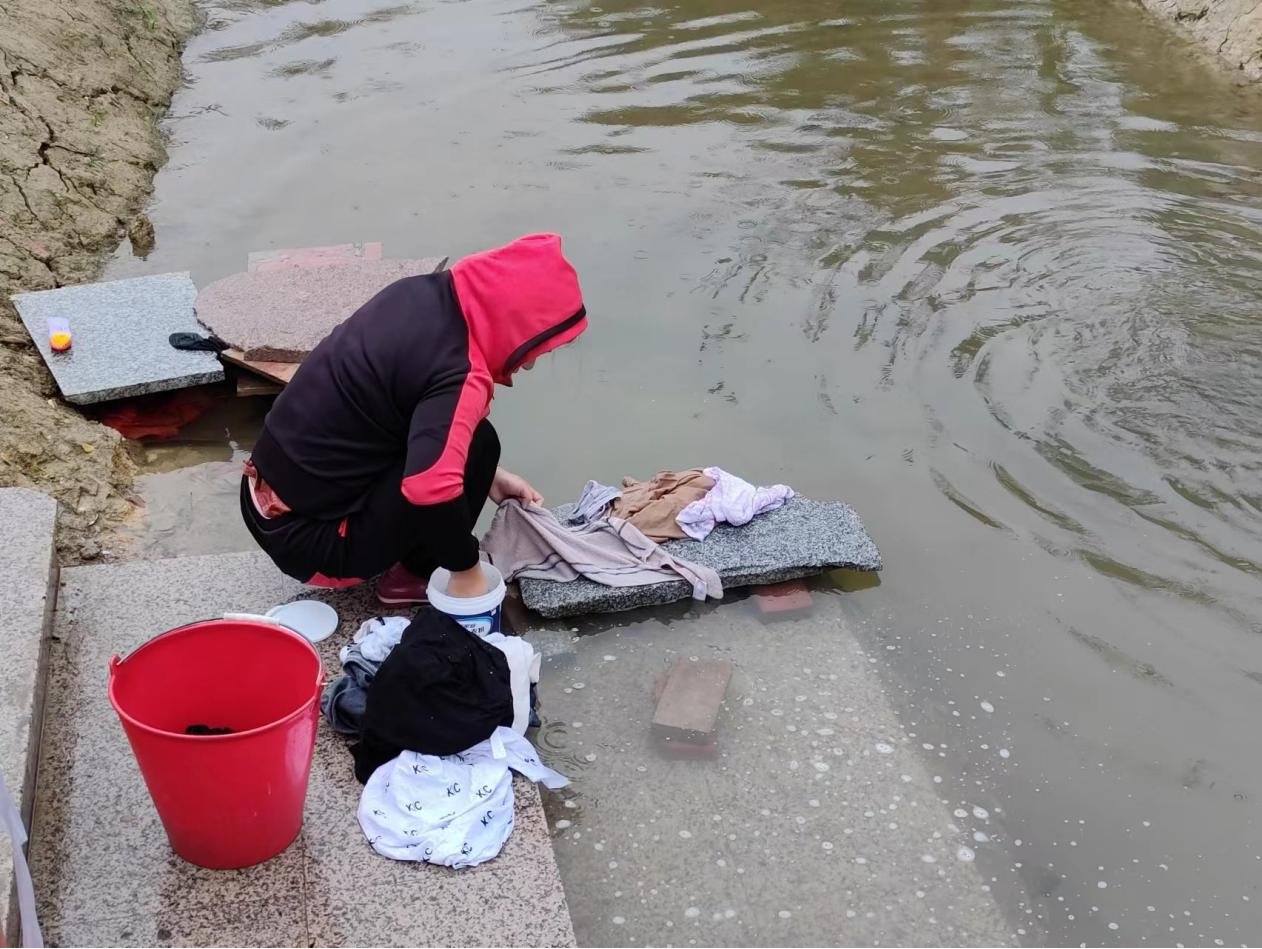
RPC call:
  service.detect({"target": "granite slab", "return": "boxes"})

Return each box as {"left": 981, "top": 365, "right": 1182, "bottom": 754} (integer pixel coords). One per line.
{"left": 511, "top": 497, "right": 881, "bottom": 618}
{"left": 31, "top": 551, "right": 575, "bottom": 947}
{"left": 196, "top": 257, "right": 446, "bottom": 362}
{"left": 0, "top": 489, "right": 57, "bottom": 947}
{"left": 12, "top": 273, "right": 224, "bottom": 405}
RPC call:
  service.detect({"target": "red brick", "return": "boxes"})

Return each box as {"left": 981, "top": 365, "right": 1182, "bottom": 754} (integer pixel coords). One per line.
{"left": 652, "top": 657, "right": 733, "bottom": 743}
{"left": 753, "top": 579, "right": 813, "bottom": 617}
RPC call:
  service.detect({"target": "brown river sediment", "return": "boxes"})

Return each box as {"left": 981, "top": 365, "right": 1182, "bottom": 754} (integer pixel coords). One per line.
{"left": 0, "top": 0, "right": 198, "bottom": 559}
{"left": 1139, "top": 0, "right": 1262, "bottom": 78}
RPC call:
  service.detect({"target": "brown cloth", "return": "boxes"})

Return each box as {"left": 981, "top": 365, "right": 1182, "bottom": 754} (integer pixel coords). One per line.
{"left": 612, "top": 469, "right": 716, "bottom": 542}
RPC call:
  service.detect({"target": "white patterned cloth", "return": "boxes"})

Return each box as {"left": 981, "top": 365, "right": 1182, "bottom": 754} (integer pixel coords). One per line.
{"left": 358, "top": 727, "right": 568, "bottom": 867}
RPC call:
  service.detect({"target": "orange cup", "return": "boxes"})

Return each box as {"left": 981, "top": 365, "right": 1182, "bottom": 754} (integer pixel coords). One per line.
{"left": 47, "top": 317, "right": 71, "bottom": 352}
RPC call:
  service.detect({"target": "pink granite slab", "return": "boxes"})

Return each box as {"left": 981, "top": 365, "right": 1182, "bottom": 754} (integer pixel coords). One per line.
{"left": 195, "top": 257, "right": 445, "bottom": 362}
{"left": 247, "top": 242, "right": 383, "bottom": 272}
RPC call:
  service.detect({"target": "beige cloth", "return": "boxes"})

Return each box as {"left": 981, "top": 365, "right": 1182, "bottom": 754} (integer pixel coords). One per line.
{"left": 612, "top": 469, "right": 716, "bottom": 542}
{"left": 482, "top": 501, "right": 722, "bottom": 602}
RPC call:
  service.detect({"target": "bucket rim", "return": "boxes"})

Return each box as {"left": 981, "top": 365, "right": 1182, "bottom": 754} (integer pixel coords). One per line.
{"left": 429, "top": 562, "right": 507, "bottom": 616}
{"left": 108, "top": 618, "right": 325, "bottom": 741}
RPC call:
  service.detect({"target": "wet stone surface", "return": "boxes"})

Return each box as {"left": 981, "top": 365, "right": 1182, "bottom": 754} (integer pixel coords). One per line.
{"left": 528, "top": 603, "right": 1015, "bottom": 946}
{"left": 516, "top": 498, "right": 881, "bottom": 618}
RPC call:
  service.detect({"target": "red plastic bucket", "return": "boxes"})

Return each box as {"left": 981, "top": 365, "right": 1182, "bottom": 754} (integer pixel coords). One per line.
{"left": 108, "top": 619, "right": 325, "bottom": 869}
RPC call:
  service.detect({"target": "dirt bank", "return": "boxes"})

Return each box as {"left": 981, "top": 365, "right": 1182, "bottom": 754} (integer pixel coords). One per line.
{"left": 0, "top": 0, "right": 197, "bottom": 560}
{"left": 1138, "top": 0, "right": 1262, "bottom": 77}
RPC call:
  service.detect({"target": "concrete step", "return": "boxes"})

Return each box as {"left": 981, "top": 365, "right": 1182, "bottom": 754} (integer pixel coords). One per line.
{"left": 29, "top": 550, "right": 574, "bottom": 947}
{"left": 0, "top": 488, "right": 58, "bottom": 947}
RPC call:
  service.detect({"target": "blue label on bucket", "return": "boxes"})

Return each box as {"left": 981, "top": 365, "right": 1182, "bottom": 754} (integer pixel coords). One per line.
{"left": 452, "top": 606, "right": 502, "bottom": 639}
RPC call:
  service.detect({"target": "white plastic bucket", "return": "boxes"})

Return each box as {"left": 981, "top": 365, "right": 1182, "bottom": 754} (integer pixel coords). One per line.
{"left": 428, "top": 562, "right": 506, "bottom": 637}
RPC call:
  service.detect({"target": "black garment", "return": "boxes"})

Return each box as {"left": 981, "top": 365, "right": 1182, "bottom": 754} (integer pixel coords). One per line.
{"left": 246, "top": 236, "right": 587, "bottom": 578}
{"left": 241, "top": 419, "right": 500, "bottom": 584}
{"left": 351, "top": 608, "right": 515, "bottom": 784}
{"left": 169, "top": 332, "right": 229, "bottom": 353}
{"left": 184, "top": 724, "right": 234, "bottom": 735}
{"left": 250, "top": 274, "right": 489, "bottom": 573}
{"left": 251, "top": 274, "right": 474, "bottom": 518}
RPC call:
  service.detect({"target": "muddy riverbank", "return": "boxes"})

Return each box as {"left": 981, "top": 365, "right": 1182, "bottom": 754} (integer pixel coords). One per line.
{"left": 1139, "top": 0, "right": 1262, "bottom": 78}
{"left": 0, "top": 0, "right": 196, "bottom": 559}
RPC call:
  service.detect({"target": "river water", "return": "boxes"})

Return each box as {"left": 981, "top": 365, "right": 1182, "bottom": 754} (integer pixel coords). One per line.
{"left": 106, "top": 0, "right": 1262, "bottom": 943}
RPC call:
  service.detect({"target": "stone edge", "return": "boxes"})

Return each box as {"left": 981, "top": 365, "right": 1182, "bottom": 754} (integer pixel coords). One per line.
{"left": 1, "top": 490, "right": 58, "bottom": 948}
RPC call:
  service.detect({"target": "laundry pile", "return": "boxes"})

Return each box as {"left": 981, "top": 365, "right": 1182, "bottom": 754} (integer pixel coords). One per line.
{"left": 482, "top": 467, "right": 794, "bottom": 607}
{"left": 318, "top": 467, "right": 877, "bottom": 864}
{"left": 483, "top": 467, "right": 882, "bottom": 618}
{"left": 569, "top": 467, "right": 796, "bottom": 541}
{"left": 321, "top": 609, "right": 559, "bottom": 868}
{"left": 484, "top": 501, "right": 724, "bottom": 603}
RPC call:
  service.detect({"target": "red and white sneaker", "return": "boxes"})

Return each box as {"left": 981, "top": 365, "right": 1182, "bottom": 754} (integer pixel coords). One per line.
{"left": 376, "top": 563, "right": 430, "bottom": 606}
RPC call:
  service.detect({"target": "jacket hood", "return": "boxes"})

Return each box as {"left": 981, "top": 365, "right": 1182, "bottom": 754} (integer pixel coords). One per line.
{"left": 450, "top": 233, "right": 587, "bottom": 385}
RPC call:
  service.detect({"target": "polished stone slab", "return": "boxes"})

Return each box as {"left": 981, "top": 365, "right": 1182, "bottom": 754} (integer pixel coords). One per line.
{"left": 13, "top": 273, "right": 224, "bottom": 405}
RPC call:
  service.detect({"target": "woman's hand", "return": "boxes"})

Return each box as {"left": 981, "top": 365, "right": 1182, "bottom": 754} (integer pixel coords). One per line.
{"left": 490, "top": 466, "right": 544, "bottom": 506}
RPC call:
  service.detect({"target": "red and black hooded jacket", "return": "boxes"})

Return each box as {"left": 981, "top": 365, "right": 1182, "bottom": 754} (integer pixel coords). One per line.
{"left": 250, "top": 233, "right": 587, "bottom": 568}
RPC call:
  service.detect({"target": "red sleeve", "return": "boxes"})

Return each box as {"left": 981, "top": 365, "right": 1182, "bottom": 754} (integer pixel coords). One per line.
{"left": 401, "top": 368, "right": 493, "bottom": 505}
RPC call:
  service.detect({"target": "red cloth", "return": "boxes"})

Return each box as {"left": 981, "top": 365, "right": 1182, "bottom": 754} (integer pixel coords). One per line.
{"left": 97, "top": 388, "right": 216, "bottom": 440}
{"left": 242, "top": 460, "right": 292, "bottom": 518}
{"left": 307, "top": 572, "right": 362, "bottom": 589}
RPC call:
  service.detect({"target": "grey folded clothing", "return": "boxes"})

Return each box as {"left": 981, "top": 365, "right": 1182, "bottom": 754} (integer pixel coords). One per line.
{"left": 514, "top": 496, "right": 881, "bottom": 618}
{"left": 563, "top": 480, "right": 621, "bottom": 527}
{"left": 482, "top": 500, "right": 722, "bottom": 602}
{"left": 321, "top": 644, "right": 380, "bottom": 735}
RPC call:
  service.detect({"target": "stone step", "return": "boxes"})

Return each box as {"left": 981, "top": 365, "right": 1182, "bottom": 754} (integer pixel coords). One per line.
{"left": 0, "top": 488, "right": 58, "bottom": 947}
{"left": 29, "top": 550, "right": 574, "bottom": 947}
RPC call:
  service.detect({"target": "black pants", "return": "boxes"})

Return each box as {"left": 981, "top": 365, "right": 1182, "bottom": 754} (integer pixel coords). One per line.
{"left": 242, "top": 420, "right": 501, "bottom": 585}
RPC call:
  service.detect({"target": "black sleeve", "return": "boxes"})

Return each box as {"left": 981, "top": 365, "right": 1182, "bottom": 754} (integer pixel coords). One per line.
{"left": 406, "top": 497, "right": 481, "bottom": 573}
